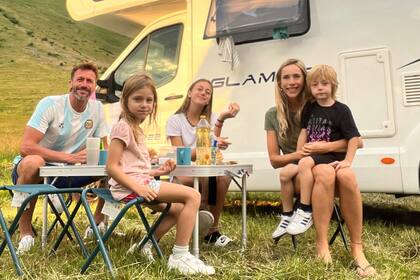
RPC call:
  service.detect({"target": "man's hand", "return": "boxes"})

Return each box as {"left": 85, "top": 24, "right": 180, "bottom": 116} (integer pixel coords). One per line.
{"left": 136, "top": 184, "right": 158, "bottom": 202}
{"left": 67, "top": 150, "right": 87, "bottom": 164}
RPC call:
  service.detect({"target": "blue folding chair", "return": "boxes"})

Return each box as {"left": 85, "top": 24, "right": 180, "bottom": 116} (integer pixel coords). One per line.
{"left": 0, "top": 208, "right": 23, "bottom": 277}
{"left": 79, "top": 188, "right": 170, "bottom": 278}
{"left": 0, "top": 184, "right": 88, "bottom": 261}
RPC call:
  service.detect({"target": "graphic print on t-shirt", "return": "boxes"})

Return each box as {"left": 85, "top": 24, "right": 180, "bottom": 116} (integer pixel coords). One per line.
{"left": 307, "top": 116, "right": 332, "bottom": 142}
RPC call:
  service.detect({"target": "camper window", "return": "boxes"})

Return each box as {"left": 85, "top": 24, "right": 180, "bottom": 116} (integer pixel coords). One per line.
{"left": 115, "top": 24, "right": 182, "bottom": 88}
{"left": 204, "top": 0, "right": 310, "bottom": 44}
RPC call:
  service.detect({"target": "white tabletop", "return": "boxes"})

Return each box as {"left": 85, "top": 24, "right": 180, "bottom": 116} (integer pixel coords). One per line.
{"left": 39, "top": 165, "right": 107, "bottom": 177}
{"left": 39, "top": 164, "right": 253, "bottom": 178}
{"left": 170, "top": 164, "right": 253, "bottom": 177}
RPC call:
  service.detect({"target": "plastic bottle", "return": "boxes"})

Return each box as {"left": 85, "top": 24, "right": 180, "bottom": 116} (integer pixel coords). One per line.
{"left": 211, "top": 139, "right": 218, "bottom": 165}
{"left": 196, "top": 115, "right": 211, "bottom": 165}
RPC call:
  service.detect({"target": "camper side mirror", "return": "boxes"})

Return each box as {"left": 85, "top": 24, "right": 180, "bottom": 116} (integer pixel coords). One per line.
{"left": 95, "top": 72, "right": 121, "bottom": 103}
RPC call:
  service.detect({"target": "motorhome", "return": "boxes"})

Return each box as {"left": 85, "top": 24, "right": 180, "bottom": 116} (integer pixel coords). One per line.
{"left": 66, "top": 0, "right": 420, "bottom": 194}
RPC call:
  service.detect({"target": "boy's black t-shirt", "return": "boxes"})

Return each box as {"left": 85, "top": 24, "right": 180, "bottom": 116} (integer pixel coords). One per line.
{"left": 301, "top": 101, "right": 360, "bottom": 142}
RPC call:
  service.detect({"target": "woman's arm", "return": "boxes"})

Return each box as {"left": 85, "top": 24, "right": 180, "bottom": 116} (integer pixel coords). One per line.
{"left": 213, "top": 102, "right": 240, "bottom": 137}
{"left": 333, "top": 137, "right": 359, "bottom": 171}
{"left": 106, "top": 138, "right": 157, "bottom": 202}
{"left": 296, "top": 129, "right": 307, "bottom": 152}
{"left": 266, "top": 131, "right": 303, "bottom": 169}
{"left": 302, "top": 137, "right": 363, "bottom": 154}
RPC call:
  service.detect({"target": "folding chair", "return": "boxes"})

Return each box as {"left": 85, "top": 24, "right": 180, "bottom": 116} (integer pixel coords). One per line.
{"left": 7, "top": 184, "right": 74, "bottom": 242}
{"left": 0, "top": 184, "right": 88, "bottom": 261}
{"left": 0, "top": 209, "right": 23, "bottom": 277}
{"left": 328, "top": 203, "right": 349, "bottom": 252}
{"left": 79, "top": 188, "right": 171, "bottom": 278}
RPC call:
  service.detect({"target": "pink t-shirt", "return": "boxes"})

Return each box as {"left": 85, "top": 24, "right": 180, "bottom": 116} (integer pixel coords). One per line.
{"left": 108, "top": 119, "right": 153, "bottom": 200}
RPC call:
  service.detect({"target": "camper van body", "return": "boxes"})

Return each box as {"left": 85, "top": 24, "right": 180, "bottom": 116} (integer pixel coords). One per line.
{"left": 67, "top": 0, "right": 420, "bottom": 194}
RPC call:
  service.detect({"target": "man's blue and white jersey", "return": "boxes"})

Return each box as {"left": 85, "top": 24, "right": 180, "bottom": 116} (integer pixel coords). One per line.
{"left": 13, "top": 94, "right": 109, "bottom": 164}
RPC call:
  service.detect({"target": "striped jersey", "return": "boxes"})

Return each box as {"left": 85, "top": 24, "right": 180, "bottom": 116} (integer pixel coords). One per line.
{"left": 14, "top": 94, "right": 109, "bottom": 164}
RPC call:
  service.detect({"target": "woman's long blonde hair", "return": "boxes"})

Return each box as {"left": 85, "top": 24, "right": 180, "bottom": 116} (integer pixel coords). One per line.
{"left": 120, "top": 73, "right": 157, "bottom": 143}
{"left": 175, "top": 79, "right": 214, "bottom": 122}
{"left": 275, "top": 58, "right": 308, "bottom": 142}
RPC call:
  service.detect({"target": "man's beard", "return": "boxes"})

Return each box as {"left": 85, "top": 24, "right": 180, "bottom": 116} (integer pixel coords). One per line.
{"left": 72, "top": 86, "right": 91, "bottom": 101}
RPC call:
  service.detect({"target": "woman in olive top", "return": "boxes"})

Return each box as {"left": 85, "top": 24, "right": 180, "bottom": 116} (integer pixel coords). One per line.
{"left": 265, "top": 58, "right": 376, "bottom": 277}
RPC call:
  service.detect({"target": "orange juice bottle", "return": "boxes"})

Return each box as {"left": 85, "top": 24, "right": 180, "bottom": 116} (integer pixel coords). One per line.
{"left": 196, "top": 115, "right": 211, "bottom": 165}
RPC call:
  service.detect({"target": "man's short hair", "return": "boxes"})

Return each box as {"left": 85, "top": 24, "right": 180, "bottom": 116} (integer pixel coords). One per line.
{"left": 71, "top": 61, "right": 98, "bottom": 80}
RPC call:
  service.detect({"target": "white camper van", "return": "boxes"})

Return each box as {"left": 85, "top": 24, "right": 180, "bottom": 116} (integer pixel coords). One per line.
{"left": 67, "top": 0, "right": 420, "bottom": 194}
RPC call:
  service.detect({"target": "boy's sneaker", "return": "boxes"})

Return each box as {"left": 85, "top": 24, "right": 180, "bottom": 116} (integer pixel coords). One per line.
{"left": 198, "top": 210, "right": 214, "bottom": 237}
{"left": 17, "top": 235, "right": 34, "bottom": 255}
{"left": 168, "top": 252, "right": 215, "bottom": 275}
{"left": 204, "top": 231, "right": 232, "bottom": 247}
{"left": 286, "top": 208, "right": 313, "bottom": 235}
{"left": 83, "top": 221, "right": 107, "bottom": 239}
{"left": 127, "top": 238, "right": 155, "bottom": 262}
{"left": 272, "top": 213, "right": 295, "bottom": 239}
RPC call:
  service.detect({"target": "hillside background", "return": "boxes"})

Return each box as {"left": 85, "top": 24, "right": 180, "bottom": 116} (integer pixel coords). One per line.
{"left": 0, "top": 0, "right": 131, "bottom": 160}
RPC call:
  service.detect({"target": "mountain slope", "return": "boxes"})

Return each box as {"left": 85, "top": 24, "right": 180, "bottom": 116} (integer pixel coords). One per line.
{"left": 0, "top": 0, "right": 131, "bottom": 153}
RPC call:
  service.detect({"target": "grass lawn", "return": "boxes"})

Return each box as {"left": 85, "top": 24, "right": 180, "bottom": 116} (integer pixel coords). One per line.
{"left": 0, "top": 188, "right": 419, "bottom": 279}
{"left": 0, "top": 0, "right": 419, "bottom": 279}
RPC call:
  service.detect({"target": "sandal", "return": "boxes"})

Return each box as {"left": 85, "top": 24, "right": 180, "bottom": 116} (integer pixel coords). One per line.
{"left": 351, "top": 261, "right": 377, "bottom": 278}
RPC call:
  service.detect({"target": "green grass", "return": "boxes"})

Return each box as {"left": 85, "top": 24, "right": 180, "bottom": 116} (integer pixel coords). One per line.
{"left": 0, "top": 195, "right": 419, "bottom": 279}
{"left": 0, "top": 0, "right": 419, "bottom": 279}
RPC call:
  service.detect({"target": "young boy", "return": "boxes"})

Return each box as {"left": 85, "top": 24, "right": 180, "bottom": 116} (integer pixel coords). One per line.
{"left": 286, "top": 64, "right": 361, "bottom": 235}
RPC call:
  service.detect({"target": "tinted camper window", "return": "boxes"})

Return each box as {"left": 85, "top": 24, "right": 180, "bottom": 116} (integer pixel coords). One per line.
{"left": 204, "top": 0, "right": 310, "bottom": 44}
{"left": 115, "top": 24, "right": 182, "bottom": 87}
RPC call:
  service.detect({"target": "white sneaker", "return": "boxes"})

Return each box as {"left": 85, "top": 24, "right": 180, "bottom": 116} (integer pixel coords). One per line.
{"left": 272, "top": 213, "right": 295, "bottom": 239}
{"left": 83, "top": 221, "right": 107, "bottom": 239}
{"left": 168, "top": 252, "right": 215, "bottom": 275}
{"left": 127, "top": 239, "right": 155, "bottom": 262}
{"left": 286, "top": 208, "right": 313, "bottom": 235}
{"left": 213, "top": 234, "right": 233, "bottom": 247}
{"left": 198, "top": 210, "right": 214, "bottom": 237}
{"left": 48, "top": 194, "right": 64, "bottom": 214}
{"left": 17, "top": 235, "right": 34, "bottom": 255}
{"left": 204, "top": 232, "right": 233, "bottom": 247}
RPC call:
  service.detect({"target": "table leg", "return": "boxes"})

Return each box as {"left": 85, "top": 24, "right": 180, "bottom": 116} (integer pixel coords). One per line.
{"left": 241, "top": 174, "right": 247, "bottom": 252}
{"left": 193, "top": 177, "right": 199, "bottom": 257}
{"left": 42, "top": 177, "right": 48, "bottom": 248}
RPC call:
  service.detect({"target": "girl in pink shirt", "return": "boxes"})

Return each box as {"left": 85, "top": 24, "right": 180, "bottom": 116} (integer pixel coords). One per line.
{"left": 106, "top": 73, "right": 214, "bottom": 275}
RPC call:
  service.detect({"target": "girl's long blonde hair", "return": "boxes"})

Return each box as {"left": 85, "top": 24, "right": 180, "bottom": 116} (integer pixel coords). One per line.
{"left": 275, "top": 58, "right": 308, "bottom": 142}
{"left": 175, "top": 79, "right": 214, "bottom": 122}
{"left": 120, "top": 73, "right": 157, "bottom": 143}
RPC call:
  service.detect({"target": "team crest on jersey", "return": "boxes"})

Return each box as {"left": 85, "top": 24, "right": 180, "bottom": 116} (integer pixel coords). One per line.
{"left": 84, "top": 119, "right": 93, "bottom": 129}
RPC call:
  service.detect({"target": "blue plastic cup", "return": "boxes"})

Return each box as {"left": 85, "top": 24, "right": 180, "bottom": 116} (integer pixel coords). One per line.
{"left": 98, "top": 150, "right": 108, "bottom": 165}
{"left": 176, "top": 147, "right": 191, "bottom": 165}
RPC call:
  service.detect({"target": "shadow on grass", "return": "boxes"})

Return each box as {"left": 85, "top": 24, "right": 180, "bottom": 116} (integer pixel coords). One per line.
{"left": 224, "top": 199, "right": 420, "bottom": 227}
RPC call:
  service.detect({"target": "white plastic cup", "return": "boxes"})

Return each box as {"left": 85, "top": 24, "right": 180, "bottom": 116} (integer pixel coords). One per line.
{"left": 86, "top": 137, "right": 100, "bottom": 149}
{"left": 86, "top": 137, "right": 100, "bottom": 165}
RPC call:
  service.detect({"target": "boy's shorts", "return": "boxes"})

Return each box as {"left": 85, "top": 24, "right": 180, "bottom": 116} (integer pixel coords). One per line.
{"left": 310, "top": 152, "right": 346, "bottom": 165}
{"left": 121, "top": 179, "right": 161, "bottom": 203}
{"left": 12, "top": 158, "right": 97, "bottom": 188}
